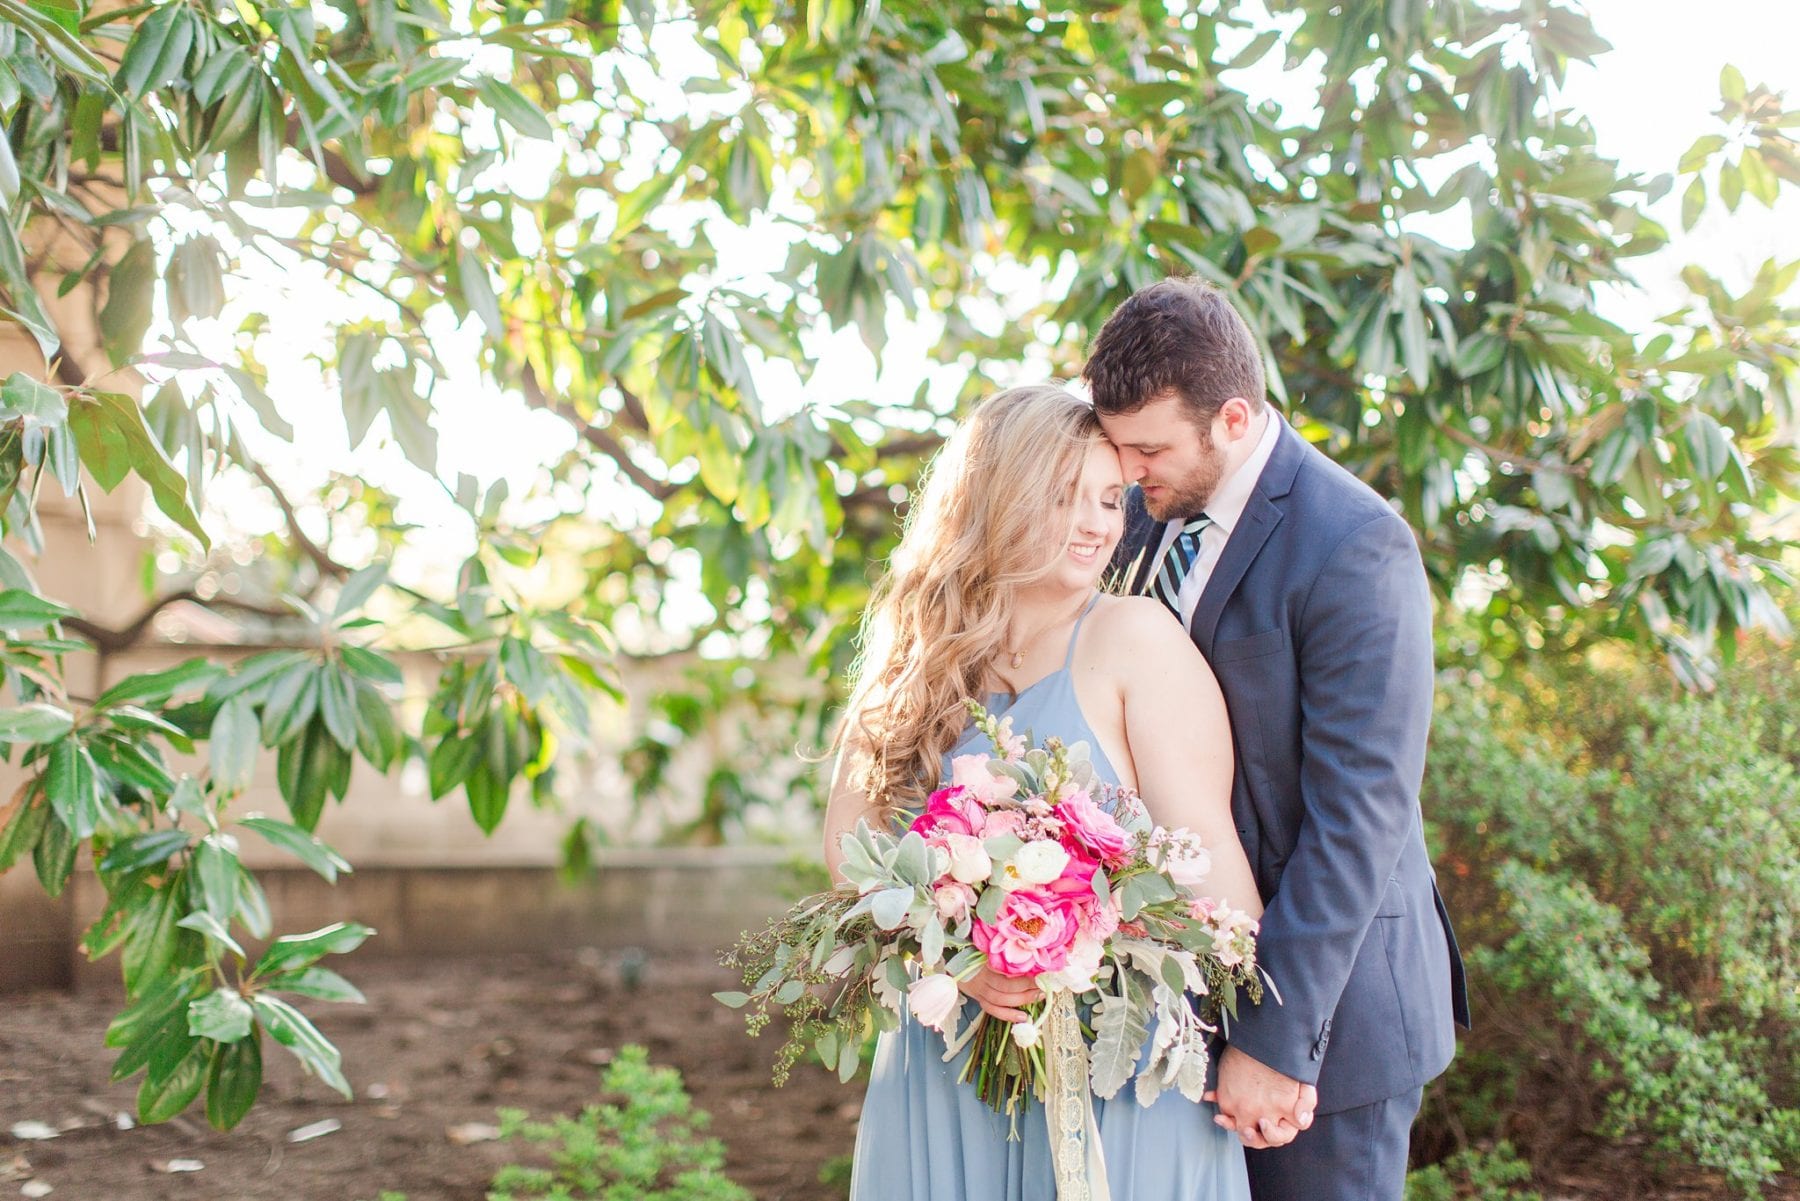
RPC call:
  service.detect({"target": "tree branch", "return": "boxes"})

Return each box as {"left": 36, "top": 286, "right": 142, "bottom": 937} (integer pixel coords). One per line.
{"left": 63, "top": 588, "right": 299, "bottom": 654}
{"left": 247, "top": 460, "right": 351, "bottom": 581}
{"left": 517, "top": 363, "right": 678, "bottom": 501}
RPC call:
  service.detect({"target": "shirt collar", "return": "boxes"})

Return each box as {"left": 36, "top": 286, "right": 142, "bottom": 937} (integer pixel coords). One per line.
{"left": 1199, "top": 407, "right": 1281, "bottom": 536}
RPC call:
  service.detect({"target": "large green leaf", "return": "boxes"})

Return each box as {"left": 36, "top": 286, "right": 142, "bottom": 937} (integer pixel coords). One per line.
{"left": 33, "top": 809, "right": 77, "bottom": 895}
{"left": 208, "top": 694, "right": 259, "bottom": 795}
{"left": 316, "top": 664, "right": 357, "bottom": 750}
{"left": 275, "top": 717, "right": 332, "bottom": 830}
{"left": 188, "top": 988, "right": 254, "bottom": 1043}
{"left": 96, "top": 239, "right": 157, "bottom": 368}
{"left": 0, "top": 587, "right": 77, "bottom": 627}
{"left": 251, "top": 994, "right": 351, "bottom": 1098}
{"left": 0, "top": 199, "right": 60, "bottom": 361}
{"left": 95, "top": 658, "right": 222, "bottom": 709}
{"left": 0, "top": 372, "right": 67, "bottom": 426}
{"left": 67, "top": 390, "right": 209, "bottom": 548}
{"left": 137, "top": 1039, "right": 207, "bottom": 1123}
{"left": 117, "top": 2, "right": 195, "bottom": 97}
{"left": 120, "top": 871, "right": 190, "bottom": 995}
{"left": 0, "top": 784, "right": 49, "bottom": 871}
{"left": 44, "top": 736, "right": 104, "bottom": 840}
{"left": 237, "top": 815, "right": 351, "bottom": 882}
{"left": 190, "top": 834, "right": 240, "bottom": 922}
{"left": 204, "top": 1032, "right": 262, "bottom": 1130}
{"left": 264, "top": 965, "right": 365, "bottom": 1004}
{"left": 252, "top": 920, "right": 373, "bottom": 977}
{"left": 0, "top": 702, "right": 74, "bottom": 744}
{"left": 474, "top": 76, "right": 552, "bottom": 140}
{"left": 98, "top": 828, "right": 191, "bottom": 874}
{"left": 351, "top": 678, "right": 405, "bottom": 771}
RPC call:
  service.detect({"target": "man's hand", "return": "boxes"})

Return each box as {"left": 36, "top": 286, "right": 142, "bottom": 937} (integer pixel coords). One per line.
{"left": 1205, "top": 1046, "right": 1318, "bottom": 1149}
{"left": 957, "top": 965, "right": 1041, "bottom": 1022}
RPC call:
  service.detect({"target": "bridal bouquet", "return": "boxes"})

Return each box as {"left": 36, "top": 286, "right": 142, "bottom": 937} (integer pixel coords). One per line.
{"left": 718, "top": 702, "right": 1266, "bottom": 1147}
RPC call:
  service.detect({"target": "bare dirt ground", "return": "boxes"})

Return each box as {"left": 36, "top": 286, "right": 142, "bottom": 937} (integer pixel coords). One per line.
{"left": 1, "top": 948, "right": 1790, "bottom": 1201}
{"left": 0, "top": 949, "right": 856, "bottom": 1201}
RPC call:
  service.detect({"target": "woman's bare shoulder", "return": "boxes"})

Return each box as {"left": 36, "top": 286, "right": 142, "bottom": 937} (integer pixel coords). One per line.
{"left": 1086, "top": 594, "right": 1202, "bottom": 661}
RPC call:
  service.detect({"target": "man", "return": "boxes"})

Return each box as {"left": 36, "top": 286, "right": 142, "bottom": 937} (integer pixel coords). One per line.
{"left": 1084, "top": 277, "right": 1469, "bottom": 1201}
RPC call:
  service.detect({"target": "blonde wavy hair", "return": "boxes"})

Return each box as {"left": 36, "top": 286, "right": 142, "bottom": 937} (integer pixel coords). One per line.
{"left": 836, "top": 383, "right": 1106, "bottom": 822}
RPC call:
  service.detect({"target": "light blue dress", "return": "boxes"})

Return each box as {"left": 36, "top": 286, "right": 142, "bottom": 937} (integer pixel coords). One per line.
{"left": 850, "top": 595, "right": 1251, "bottom": 1200}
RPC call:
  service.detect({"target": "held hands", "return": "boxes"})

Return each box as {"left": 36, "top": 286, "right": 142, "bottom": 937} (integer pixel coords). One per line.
{"left": 957, "top": 964, "right": 1042, "bottom": 1022}
{"left": 1204, "top": 1046, "right": 1318, "bottom": 1149}
{"left": 960, "top": 969, "right": 1318, "bottom": 1152}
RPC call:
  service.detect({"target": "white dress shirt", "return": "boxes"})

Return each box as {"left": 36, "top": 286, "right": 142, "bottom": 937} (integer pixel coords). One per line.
{"left": 1149, "top": 408, "right": 1284, "bottom": 629}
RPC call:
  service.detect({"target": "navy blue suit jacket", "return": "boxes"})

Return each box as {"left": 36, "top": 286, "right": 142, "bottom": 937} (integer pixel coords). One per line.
{"left": 1113, "top": 416, "right": 1470, "bottom": 1114}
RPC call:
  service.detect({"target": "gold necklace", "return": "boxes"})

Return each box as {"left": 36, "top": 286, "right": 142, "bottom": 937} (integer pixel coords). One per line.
{"left": 1001, "top": 594, "right": 1092, "bottom": 672}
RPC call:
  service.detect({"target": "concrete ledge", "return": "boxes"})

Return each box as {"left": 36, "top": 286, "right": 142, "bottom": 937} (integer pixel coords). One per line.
{"left": 2, "top": 848, "right": 809, "bottom": 995}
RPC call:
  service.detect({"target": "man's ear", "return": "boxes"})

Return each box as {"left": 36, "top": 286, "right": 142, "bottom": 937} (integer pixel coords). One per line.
{"left": 1218, "top": 396, "right": 1257, "bottom": 440}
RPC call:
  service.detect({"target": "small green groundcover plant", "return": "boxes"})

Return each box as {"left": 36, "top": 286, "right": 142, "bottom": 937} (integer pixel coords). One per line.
{"left": 360, "top": 1045, "right": 749, "bottom": 1201}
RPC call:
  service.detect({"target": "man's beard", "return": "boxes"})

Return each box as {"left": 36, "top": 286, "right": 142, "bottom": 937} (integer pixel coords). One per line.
{"left": 1142, "top": 437, "right": 1226, "bottom": 522}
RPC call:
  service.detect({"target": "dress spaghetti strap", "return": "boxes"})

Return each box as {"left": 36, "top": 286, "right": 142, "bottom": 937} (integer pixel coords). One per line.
{"left": 1061, "top": 592, "right": 1103, "bottom": 672}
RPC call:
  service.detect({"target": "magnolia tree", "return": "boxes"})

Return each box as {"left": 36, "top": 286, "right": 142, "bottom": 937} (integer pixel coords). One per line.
{"left": 0, "top": 0, "right": 1795, "bottom": 1129}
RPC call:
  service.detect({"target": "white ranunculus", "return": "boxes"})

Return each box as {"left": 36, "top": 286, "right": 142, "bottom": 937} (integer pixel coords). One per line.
{"left": 944, "top": 833, "right": 993, "bottom": 885}
{"left": 1010, "top": 1017, "right": 1042, "bottom": 1049}
{"left": 1041, "top": 935, "right": 1105, "bottom": 993}
{"left": 908, "top": 972, "right": 961, "bottom": 1031}
{"left": 1010, "top": 839, "right": 1071, "bottom": 886}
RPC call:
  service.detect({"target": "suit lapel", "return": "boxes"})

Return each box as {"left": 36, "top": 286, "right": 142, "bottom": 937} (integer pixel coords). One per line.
{"left": 1187, "top": 417, "right": 1306, "bottom": 656}
{"left": 1188, "top": 496, "right": 1280, "bottom": 656}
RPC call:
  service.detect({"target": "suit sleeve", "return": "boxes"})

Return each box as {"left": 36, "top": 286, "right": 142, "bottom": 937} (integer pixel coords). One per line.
{"left": 1222, "top": 512, "right": 1435, "bottom": 1084}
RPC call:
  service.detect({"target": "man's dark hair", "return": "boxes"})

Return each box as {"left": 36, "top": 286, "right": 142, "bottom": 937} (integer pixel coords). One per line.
{"left": 1083, "top": 276, "right": 1266, "bottom": 423}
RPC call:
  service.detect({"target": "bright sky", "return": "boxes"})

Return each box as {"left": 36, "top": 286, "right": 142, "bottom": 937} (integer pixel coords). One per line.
{"left": 149, "top": 1, "right": 1800, "bottom": 607}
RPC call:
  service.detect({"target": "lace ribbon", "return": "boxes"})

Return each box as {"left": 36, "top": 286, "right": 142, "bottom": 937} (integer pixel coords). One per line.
{"left": 1042, "top": 990, "right": 1111, "bottom": 1201}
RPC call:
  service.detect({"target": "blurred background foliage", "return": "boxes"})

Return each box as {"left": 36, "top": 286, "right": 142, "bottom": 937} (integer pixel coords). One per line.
{"left": 0, "top": 0, "right": 1794, "bottom": 1180}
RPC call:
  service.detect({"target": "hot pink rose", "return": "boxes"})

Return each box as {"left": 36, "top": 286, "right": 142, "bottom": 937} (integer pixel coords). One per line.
{"left": 1046, "top": 844, "right": 1101, "bottom": 899}
{"left": 1054, "top": 794, "right": 1133, "bottom": 866}
{"left": 910, "top": 786, "right": 983, "bottom": 839}
{"left": 1045, "top": 851, "right": 1116, "bottom": 940}
{"left": 971, "top": 888, "right": 1080, "bottom": 977}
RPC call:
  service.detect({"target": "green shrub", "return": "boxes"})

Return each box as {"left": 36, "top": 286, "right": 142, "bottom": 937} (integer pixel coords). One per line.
{"left": 1422, "top": 644, "right": 1799, "bottom": 1197}
{"left": 488, "top": 1045, "right": 751, "bottom": 1201}
{"left": 1405, "top": 1141, "right": 1541, "bottom": 1201}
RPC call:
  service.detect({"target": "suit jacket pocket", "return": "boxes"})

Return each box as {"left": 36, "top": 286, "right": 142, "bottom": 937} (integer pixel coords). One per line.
{"left": 1211, "top": 627, "right": 1287, "bottom": 663}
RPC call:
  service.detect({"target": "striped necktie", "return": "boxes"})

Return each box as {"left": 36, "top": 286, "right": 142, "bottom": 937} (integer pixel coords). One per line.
{"left": 1150, "top": 514, "right": 1213, "bottom": 616}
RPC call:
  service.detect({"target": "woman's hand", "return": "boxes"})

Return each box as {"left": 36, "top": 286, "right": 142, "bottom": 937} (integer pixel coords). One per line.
{"left": 957, "top": 965, "right": 1041, "bottom": 1022}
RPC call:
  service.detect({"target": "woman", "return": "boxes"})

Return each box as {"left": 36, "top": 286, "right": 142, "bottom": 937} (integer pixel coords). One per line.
{"left": 823, "top": 384, "right": 1262, "bottom": 1200}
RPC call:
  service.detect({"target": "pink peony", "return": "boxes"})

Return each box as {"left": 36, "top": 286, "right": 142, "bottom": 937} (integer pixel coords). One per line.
{"left": 1151, "top": 827, "right": 1212, "bottom": 891}
{"left": 933, "top": 881, "right": 976, "bottom": 923}
{"left": 908, "top": 973, "right": 962, "bottom": 1030}
{"left": 982, "top": 809, "right": 1028, "bottom": 840}
{"left": 951, "top": 754, "right": 1019, "bottom": 804}
{"left": 910, "top": 786, "right": 983, "bottom": 839}
{"left": 972, "top": 888, "right": 1081, "bottom": 977}
{"left": 1054, "top": 794, "right": 1133, "bottom": 865}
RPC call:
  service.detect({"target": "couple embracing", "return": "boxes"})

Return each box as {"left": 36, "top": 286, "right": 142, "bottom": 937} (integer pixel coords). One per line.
{"left": 823, "top": 276, "right": 1470, "bottom": 1201}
